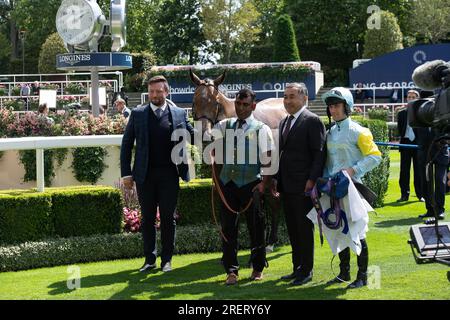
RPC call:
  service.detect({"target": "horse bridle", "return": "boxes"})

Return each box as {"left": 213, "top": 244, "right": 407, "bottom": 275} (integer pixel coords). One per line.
{"left": 192, "top": 82, "right": 222, "bottom": 125}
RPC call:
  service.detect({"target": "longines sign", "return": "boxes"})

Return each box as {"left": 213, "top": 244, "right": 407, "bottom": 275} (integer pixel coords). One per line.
{"left": 56, "top": 52, "right": 132, "bottom": 71}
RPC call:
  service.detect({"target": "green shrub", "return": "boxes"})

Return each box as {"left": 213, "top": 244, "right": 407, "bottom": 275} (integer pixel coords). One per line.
{"left": 51, "top": 187, "right": 123, "bottom": 238}
{"left": 19, "top": 149, "right": 56, "bottom": 187}
{"left": 0, "top": 224, "right": 290, "bottom": 272}
{"left": 38, "top": 33, "right": 67, "bottom": 74}
{"left": 368, "top": 106, "right": 390, "bottom": 121}
{"left": 71, "top": 147, "right": 108, "bottom": 184}
{"left": 358, "top": 119, "right": 390, "bottom": 207}
{"left": 363, "top": 10, "right": 404, "bottom": 59}
{"left": 273, "top": 14, "right": 300, "bottom": 62}
{"left": 0, "top": 193, "right": 53, "bottom": 244}
{"left": 0, "top": 187, "right": 123, "bottom": 244}
{"left": 178, "top": 180, "right": 216, "bottom": 225}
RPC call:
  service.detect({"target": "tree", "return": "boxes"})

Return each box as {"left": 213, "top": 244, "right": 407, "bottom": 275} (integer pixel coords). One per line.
{"left": 38, "top": 33, "right": 67, "bottom": 74}
{"left": 122, "top": 0, "right": 161, "bottom": 53}
{"left": 363, "top": 11, "right": 403, "bottom": 59}
{"left": 0, "top": 0, "right": 19, "bottom": 59}
{"left": 0, "top": 32, "right": 11, "bottom": 73}
{"left": 252, "top": 0, "right": 285, "bottom": 41}
{"left": 272, "top": 14, "right": 300, "bottom": 62}
{"left": 283, "top": 0, "right": 413, "bottom": 85}
{"left": 410, "top": 0, "right": 450, "bottom": 44}
{"left": 152, "top": 0, "right": 205, "bottom": 64}
{"left": 248, "top": 0, "right": 284, "bottom": 62}
{"left": 201, "top": 0, "right": 261, "bottom": 63}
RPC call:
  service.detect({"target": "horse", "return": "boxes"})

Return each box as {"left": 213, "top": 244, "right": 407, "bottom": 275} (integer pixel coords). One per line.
{"left": 189, "top": 69, "right": 287, "bottom": 134}
{"left": 189, "top": 69, "right": 286, "bottom": 249}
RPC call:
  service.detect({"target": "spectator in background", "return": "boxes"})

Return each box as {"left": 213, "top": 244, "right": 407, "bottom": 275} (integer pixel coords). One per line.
{"left": 390, "top": 88, "right": 399, "bottom": 104}
{"left": 355, "top": 83, "right": 366, "bottom": 104}
{"left": 20, "top": 83, "right": 31, "bottom": 110}
{"left": 37, "top": 104, "right": 54, "bottom": 125}
{"left": 396, "top": 90, "right": 423, "bottom": 202}
{"left": 32, "top": 81, "right": 40, "bottom": 95}
{"left": 114, "top": 97, "right": 131, "bottom": 118}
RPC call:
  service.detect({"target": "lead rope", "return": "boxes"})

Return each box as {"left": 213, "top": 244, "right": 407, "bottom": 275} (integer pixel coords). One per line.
{"left": 210, "top": 151, "right": 253, "bottom": 243}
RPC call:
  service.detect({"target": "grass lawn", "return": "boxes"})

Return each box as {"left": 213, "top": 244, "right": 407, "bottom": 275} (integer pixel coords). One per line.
{"left": 0, "top": 151, "right": 449, "bottom": 300}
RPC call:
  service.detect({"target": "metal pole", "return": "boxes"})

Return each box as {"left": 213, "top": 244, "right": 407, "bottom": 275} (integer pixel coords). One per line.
{"left": 91, "top": 67, "right": 100, "bottom": 117}
{"left": 22, "top": 35, "right": 25, "bottom": 75}
{"left": 36, "top": 148, "right": 45, "bottom": 192}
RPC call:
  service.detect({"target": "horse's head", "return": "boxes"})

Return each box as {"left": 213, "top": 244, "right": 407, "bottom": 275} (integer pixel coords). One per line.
{"left": 190, "top": 69, "right": 226, "bottom": 134}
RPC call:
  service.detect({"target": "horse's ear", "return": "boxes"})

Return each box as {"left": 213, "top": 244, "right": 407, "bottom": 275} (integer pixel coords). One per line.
{"left": 189, "top": 69, "right": 202, "bottom": 86}
{"left": 213, "top": 71, "right": 226, "bottom": 87}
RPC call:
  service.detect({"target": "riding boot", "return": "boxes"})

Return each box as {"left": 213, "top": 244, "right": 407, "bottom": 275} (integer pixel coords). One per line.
{"left": 348, "top": 239, "right": 368, "bottom": 289}
{"left": 326, "top": 247, "right": 351, "bottom": 284}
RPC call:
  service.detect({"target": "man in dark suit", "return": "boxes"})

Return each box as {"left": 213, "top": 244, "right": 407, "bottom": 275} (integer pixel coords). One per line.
{"left": 120, "top": 75, "right": 194, "bottom": 273}
{"left": 272, "top": 83, "right": 326, "bottom": 286}
{"left": 396, "top": 90, "right": 423, "bottom": 202}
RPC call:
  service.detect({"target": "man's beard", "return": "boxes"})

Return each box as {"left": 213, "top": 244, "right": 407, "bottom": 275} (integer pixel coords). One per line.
{"left": 151, "top": 98, "right": 165, "bottom": 107}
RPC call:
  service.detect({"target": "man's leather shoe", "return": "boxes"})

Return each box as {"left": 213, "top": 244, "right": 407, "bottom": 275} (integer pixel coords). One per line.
{"left": 291, "top": 273, "right": 313, "bottom": 286}
{"left": 396, "top": 196, "right": 408, "bottom": 202}
{"left": 326, "top": 273, "right": 350, "bottom": 285}
{"left": 347, "top": 278, "right": 367, "bottom": 289}
{"left": 225, "top": 273, "right": 238, "bottom": 285}
{"left": 280, "top": 272, "right": 296, "bottom": 280}
{"left": 418, "top": 212, "right": 434, "bottom": 219}
{"left": 139, "top": 262, "right": 156, "bottom": 272}
{"left": 250, "top": 270, "right": 263, "bottom": 281}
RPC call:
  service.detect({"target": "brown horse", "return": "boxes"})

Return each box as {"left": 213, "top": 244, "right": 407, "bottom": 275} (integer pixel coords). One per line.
{"left": 189, "top": 69, "right": 284, "bottom": 248}
{"left": 189, "top": 69, "right": 287, "bottom": 134}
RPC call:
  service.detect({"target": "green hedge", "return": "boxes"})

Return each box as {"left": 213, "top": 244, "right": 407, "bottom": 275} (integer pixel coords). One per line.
{"left": 358, "top": 119, "right": 390, "bottom": 207}
{"left": 0, "top": 224, "right": 290, "bottom": 272}
{"left": 0, "top": 194, "right": 53, "bottom": 244}
{"left": 0, "top": 186, "right": 122, "bottom": 244}
{"left": 178, "top": 180, "right": 216, "bottom": 225}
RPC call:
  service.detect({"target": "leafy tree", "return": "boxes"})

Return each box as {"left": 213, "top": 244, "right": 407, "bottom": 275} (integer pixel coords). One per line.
{"left": 0, "top": 32, "right": 11, "bottom": 73}
{"left": 201, "top": 0, "right": 261, "bottom": 63}
{"left": 283, "top": 0, "right": 413, "bottom": 85}
{"left": 122, "top": 0, "right": 161, "bottom": 53}
{"left": 152, "top": 0, "right": 205, "bottom": 64}
{"left": 252, "top": 0, "right": 285, "bottom": 41}
{"left": 363, "top": 11, "right": 403, "bottom": 59}
{"left": 273, "top": 14, "right": 300, "bottom": 62}
{"left": 248, "top": 0, "right": 284, "bottom": 62}
{"left": 410, "top": 0, "right": 450, "bottom": 44}
{"left": 38, "top": 33, "right": 67, "bottom": 74}
{"left": 0, "top": 0, "right": 19, "bottom": 59}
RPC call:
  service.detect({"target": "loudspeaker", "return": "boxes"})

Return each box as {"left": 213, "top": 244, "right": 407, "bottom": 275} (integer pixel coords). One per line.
{"left": 408, "top": 222, "right": 450, "bottom": 263}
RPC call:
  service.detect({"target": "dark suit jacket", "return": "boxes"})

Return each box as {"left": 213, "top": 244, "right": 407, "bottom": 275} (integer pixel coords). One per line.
{"left": 120, "top": 101, "right": 194, "bottom": 184}
{"left": 397, "top": 108, "right": 418, "bottom": 145}
{"left": 277, "top": 108, "right": 326, "bottom": 193}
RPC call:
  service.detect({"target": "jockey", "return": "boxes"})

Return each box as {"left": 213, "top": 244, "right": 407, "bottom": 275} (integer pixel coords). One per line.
{"left": 321, "top": 87, "right": 382, "bottom": 288}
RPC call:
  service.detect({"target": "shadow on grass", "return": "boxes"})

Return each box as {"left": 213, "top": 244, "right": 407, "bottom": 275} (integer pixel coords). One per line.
{"left": 47, "top": 251, "right": 348, "bottom": 300}
{"left": 374, "top": 217, "right": 421, "bottom": 228}
{"left": 382, "top": 199, "right": 424, "bottom": 208}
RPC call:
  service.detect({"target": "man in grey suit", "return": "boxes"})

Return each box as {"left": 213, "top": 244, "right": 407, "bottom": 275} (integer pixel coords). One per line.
{"left": 120, "top": 75, "right": 194, "bottom": 273}
{"left": 272, "top": 83, "right": 326, "bottom": 286}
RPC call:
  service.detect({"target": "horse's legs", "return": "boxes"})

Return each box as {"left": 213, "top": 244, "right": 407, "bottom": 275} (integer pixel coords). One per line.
{"left": 266, "top": 192, "right": 281, "bottom": 247}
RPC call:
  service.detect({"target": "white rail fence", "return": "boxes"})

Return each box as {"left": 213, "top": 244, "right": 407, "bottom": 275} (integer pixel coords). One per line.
{"left": 0, "top": 135, "right": 123, "bottom": 192}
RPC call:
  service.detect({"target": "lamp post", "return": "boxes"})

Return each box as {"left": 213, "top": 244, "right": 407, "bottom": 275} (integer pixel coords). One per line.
{"left": 19, "top": 29, "right": 26, "bottom": 75}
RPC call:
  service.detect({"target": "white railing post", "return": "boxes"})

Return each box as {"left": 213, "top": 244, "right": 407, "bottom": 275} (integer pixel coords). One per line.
{"left": 36, "top": 148, "right": 45, "bottom": 192}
